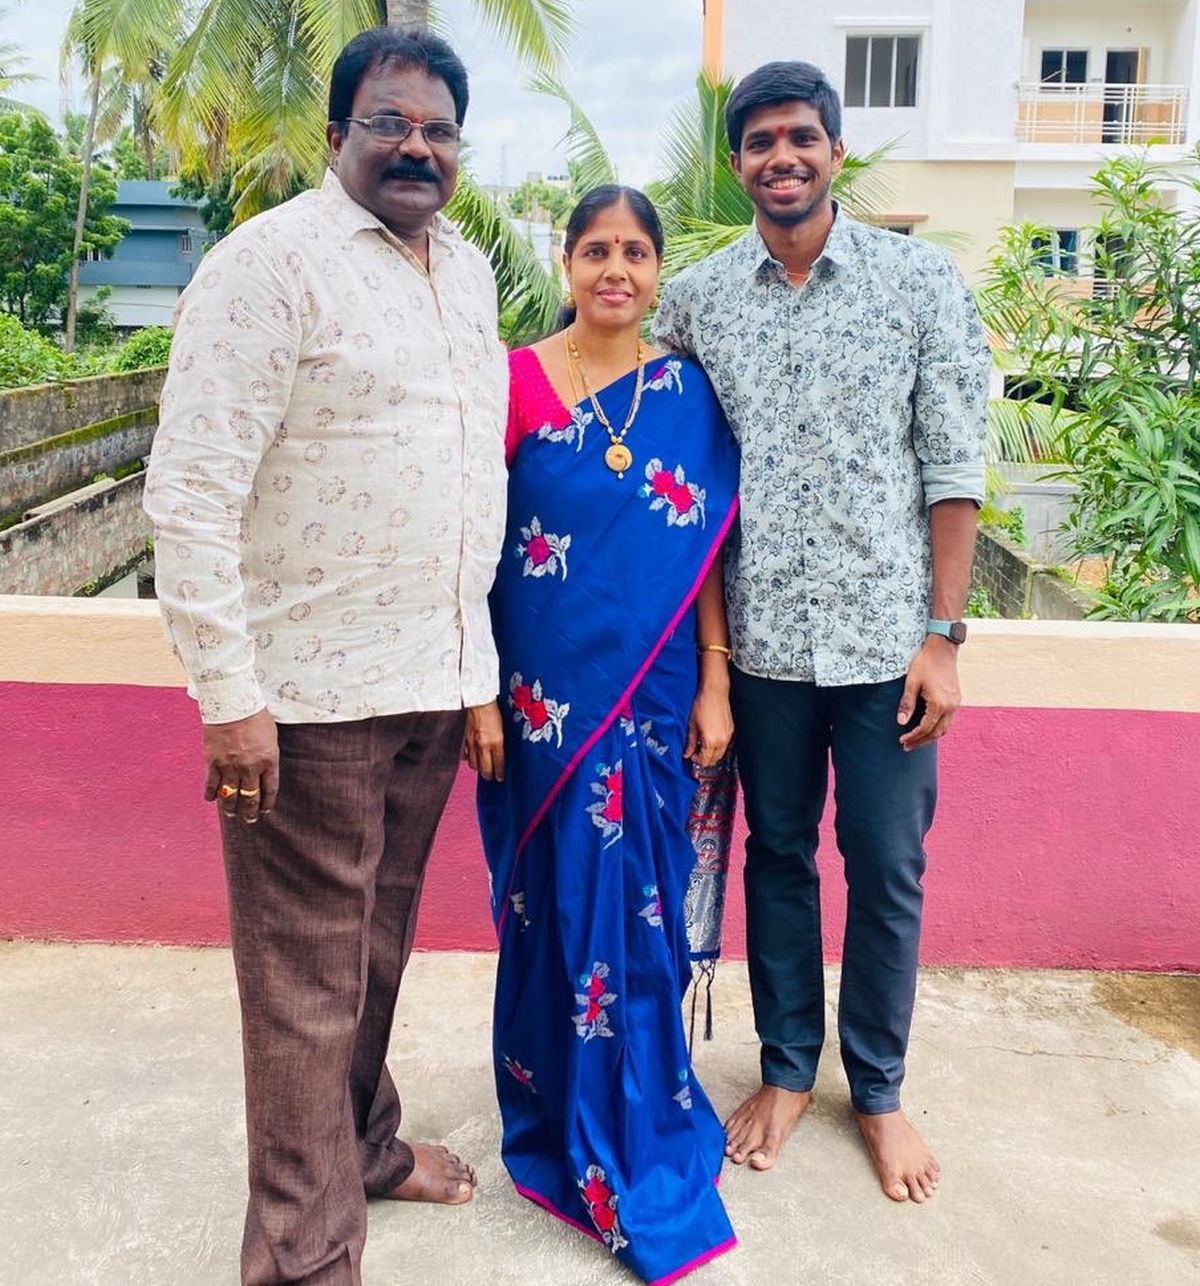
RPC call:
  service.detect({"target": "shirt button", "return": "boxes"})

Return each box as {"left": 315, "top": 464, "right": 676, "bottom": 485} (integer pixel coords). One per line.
{"left": 801, "top": 483, "right": 811, "bottom": 493}
{"left": 809, "top": 598, "right": 819, "bottom": 607}
{"left": 806, "top": 537, "right": 815, "bottom": 547}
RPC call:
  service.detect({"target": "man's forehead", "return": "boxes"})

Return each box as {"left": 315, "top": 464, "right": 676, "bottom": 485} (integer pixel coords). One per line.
{"left": 352, "top": 61, "right": 455, "bottom": 111}
{"left": 743, "top": 101, "right": 825, "bottom": 135}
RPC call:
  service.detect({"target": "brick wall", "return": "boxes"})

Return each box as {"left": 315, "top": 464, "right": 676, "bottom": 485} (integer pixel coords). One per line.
{"left": 0, "top": 474, "right": 151, "bottom": 596}
{"left": 972, "top": 529, "right": 1094, "bottom": 621}
{"left": 0, "top": 368, "right": 166, "bottom": 454}
{"left": 1, "top": 411, "right": 157, "bottom": 524}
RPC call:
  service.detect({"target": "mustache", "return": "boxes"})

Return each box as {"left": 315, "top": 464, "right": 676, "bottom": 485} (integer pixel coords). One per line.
{"left": 382, "top": 159, "right": 439, "bottom": 183}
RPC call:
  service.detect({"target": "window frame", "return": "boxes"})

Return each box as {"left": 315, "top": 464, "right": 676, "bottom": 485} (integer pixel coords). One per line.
{"left": 1039, "top": 48, "right": 1089, "bottom": 88}
{"left": 845, "top": 33, "right": 922, "bottom": 109}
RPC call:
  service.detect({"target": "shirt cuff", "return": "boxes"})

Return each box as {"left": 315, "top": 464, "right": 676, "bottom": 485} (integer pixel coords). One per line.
{"left": 922, "top": 462, "right": 986, "bottom": 508}
{"left": 189, "top": 672, "right": 268, "bottom": 725}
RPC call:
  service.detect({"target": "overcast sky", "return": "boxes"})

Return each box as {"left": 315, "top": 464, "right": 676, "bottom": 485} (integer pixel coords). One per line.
{"left": 6, "top": 0, "right": 703, "bottom": 188}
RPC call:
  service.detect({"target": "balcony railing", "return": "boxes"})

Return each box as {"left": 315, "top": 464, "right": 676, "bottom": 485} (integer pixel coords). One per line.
{"left": 1017, "top": 82, "right": 1188, "bottom": 145}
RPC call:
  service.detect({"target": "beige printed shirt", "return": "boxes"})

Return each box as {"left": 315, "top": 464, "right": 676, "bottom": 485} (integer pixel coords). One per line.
{"left": 144, "top": 170, "right": 508, "bottom": 724}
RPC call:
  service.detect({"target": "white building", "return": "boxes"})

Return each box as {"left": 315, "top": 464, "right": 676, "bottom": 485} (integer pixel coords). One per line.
{"left": 703, "top": 0, "right": 1200, "bottom": 280}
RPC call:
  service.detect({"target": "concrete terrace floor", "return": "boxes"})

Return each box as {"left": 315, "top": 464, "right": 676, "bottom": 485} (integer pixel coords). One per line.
{"left": 2, "top": 945, "right": 1199, "bottom": 1286}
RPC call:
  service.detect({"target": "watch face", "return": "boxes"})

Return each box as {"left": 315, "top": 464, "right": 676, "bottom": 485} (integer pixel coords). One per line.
{"left": 949, "top": 621, "right": 968, "bottom": 644}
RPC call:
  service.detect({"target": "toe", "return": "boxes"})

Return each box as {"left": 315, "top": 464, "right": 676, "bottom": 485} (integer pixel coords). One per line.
{"left": 748, "top": 1149, "right": 776, "bottom": 1172}
{"left": 887, "top": 1179, "right": 908, "bottom": 1202}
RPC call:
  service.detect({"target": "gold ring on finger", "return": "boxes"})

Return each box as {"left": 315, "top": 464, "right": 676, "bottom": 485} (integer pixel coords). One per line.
{"left": 238, "top": 786, "right": 260, "bottom": 797}
{"left": 217, "top": 783, "right": 238, "bottom": 799}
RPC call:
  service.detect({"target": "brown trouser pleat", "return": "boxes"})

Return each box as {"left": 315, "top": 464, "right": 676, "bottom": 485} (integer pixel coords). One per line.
{"left": 221, "top": 709, "right": 466, "bottom": 1286}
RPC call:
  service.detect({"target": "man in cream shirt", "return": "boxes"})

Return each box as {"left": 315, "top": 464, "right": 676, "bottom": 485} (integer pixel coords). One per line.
{"left": 145, "top": 26, "right": 506, "bottom": 1286}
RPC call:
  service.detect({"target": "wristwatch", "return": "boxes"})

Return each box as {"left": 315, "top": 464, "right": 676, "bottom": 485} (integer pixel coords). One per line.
{"left": 927, "top": 619, "right": 968, "bottom": 645}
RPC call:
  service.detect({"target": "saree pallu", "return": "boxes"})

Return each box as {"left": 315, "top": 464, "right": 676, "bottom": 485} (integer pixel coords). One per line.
{"left": 479, "top": 354, "right": 739, "bottom": 1285}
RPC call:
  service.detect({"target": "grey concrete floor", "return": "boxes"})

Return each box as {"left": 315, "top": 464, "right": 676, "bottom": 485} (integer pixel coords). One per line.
{"left": 2, "top": 943, "right": 1199, "bottom": 1286}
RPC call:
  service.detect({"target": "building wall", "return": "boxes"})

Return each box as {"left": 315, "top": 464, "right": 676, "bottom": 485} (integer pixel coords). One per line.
{"left": 79, "top": 284, "right": 181, "bottom": 328}
{"left": 873, "top": 160, "right": 1016, "bottom": 280}
{"left": 2, "top": 600, "right": 1197, "bottom": 971}
{"left": 1021, "top": 0, "right": 1175, "bottom": 83}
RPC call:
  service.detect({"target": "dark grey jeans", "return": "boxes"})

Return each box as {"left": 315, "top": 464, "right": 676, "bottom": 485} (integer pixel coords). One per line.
{"left": 221, "top": 709, "right": 466, "bottom": 1286}
{"left": 731, "top": 669, "right": 937, "bottom": 1115}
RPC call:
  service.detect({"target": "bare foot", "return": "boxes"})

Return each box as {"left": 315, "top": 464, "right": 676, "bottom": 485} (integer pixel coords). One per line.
{"left": 724, "top": 1085, "right": 812, "bottom": 1170}
{"left": 855, "top": 1109, "right": 940, "bottom": 1203}
{"left": 387, "top": 1143, "right": 476, "bottom": 1206}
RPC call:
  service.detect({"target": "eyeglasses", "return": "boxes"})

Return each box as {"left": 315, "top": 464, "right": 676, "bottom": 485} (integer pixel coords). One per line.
{"left": 342, "top": 114, "right": 461, "bottom": 147}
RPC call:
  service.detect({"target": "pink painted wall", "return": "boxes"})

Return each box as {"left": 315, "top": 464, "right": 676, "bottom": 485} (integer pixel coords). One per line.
{"left": 2, "top": 681, "right": 1197, "bottom": 970}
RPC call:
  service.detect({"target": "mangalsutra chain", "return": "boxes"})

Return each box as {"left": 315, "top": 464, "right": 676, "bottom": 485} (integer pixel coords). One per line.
{"left": 566, "top": 330, "right": 646, "bottom": 477}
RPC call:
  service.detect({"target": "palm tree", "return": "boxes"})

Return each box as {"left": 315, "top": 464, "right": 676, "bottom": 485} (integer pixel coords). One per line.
{"left": 0, "top": 9, "right": 39, "bottom": 113}
{"left": 61, "top": 0, "right": 179, "bottom": 350}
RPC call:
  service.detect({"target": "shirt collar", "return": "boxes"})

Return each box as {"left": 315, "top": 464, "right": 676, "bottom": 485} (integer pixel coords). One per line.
{"left": 319, "top": 168, "right": 458, "bottom": 252}
{"left": 742, "top": 200, "right": 852, "bottom": 281}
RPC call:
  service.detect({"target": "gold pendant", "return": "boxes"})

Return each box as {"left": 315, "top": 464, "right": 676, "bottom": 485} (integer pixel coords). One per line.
{"left": 605, "top": 443, "right": 633, "bottom": 476}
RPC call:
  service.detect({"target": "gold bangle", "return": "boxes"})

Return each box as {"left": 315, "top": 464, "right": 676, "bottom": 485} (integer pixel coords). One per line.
{"left": 697, "top": 643, "right": 732, "bottom": 657}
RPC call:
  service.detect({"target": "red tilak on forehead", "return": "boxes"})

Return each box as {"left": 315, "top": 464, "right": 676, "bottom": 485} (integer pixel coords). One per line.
{"left": 773, "top": 125, "right": 790, "bottom": 139}
{"left": 614, "top": 234, "right": 621, "bottom": 243}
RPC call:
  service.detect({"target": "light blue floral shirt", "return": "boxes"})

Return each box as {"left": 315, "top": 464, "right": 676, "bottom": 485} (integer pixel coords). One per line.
{"left": 654, "top": 212, "right": 989, "bottom": 687}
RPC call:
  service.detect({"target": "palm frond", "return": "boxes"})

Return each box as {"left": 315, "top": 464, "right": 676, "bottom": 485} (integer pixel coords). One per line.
{"left": 986, "top": 396, "right": 1071, "bottom": 466}
{"left": 527, "top": 71, "right": 617, "bottom": 191}
{"left": 661, "top": 218, "right": 748, "bottom": 281}
{"left": 447, "top": 170, "right": 560, "bottom": 344}
{"left": 297, "top": 0, "right": 384, "bottom": 80}
{"left": 832, "top": 142, "right": 895, "bottom": 219}
{"left": 656, "top": 73, "right": 751, "bottom": 233}
{"left": 465, "top": 0, "right": 573, "bottom": 73}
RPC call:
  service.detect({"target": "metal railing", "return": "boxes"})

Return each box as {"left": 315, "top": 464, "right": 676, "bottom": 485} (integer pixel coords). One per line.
{"left": 1017, "top": 81, "right": 1188, "bottom": 145}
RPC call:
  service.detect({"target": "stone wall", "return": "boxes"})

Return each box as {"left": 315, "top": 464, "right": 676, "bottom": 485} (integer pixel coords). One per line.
{"left": 0, "top": 368, "right": 166, "bottom": 454}
{"left": 972, "top": 528, "right": 1095, "bottom": 621}
{"left": 0, "top": 473, "right": 151, "bottom": 596}
{"left": 1, "top": 409, "right": 157, "bottom": 524}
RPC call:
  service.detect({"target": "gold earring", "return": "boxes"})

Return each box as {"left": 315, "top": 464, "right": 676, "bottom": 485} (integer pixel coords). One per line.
{"left": 651, "top": 291, "right": 661, "bottom": 308}
{"left": 565, "top": 291, "right": 575, "bottom": 309}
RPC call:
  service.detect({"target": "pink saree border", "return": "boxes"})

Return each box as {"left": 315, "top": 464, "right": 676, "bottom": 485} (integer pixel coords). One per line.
{"left": 496, "top": 495, "right": 740, "bottom": 939}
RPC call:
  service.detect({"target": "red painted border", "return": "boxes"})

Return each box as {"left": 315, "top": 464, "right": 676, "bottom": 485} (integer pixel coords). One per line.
{"left": 2, "top": 682, "right": 1198, "bottom": 970}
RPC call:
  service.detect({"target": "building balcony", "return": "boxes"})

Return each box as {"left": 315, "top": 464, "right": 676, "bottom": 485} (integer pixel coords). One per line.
{"left": 1017, "top": 81, "right": 1189, "bottom": 146}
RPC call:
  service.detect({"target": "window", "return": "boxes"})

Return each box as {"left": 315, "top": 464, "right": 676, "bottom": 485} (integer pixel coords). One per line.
{"left": 845, "top": 35, "right": 920, "bottom": 108}
{"left": 1031, "top": 229, "right": 1080, "bottom": 275}
{"left": 1040, "top": 49, "right": 1088, "bottom": 87}
{"left": 84, "top": 248, "right": 103, "bottom": 262}
{"left": 179, "top": 232, "right": 193, "bottom": 255}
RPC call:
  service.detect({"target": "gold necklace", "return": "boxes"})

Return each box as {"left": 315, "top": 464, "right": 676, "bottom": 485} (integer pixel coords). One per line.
{"left": 566, "top": 329, "right": 646, "bottom": 478}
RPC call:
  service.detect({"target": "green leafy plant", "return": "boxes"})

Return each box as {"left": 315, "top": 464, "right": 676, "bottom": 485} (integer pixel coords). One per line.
{"left": 0, "top": 312, "right": 69, "bottom": 388}
{"left": 965, "top": 586, "right": 1000, "bottom": 619}
{"left": 979, "top": 150, "right": 1200, "bottom": 622}
{"left": 111, "top": 324, "right": 173, "bottom": 370}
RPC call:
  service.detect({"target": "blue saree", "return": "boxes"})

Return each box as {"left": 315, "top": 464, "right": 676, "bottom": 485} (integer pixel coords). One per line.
{"left": 478, "top": 350, "right": 740, "bottom": 1284}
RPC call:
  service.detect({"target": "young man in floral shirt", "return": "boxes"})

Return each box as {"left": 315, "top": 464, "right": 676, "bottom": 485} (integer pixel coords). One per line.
{"left": 655, "top": 60, "right": 989, "bottom": 1204}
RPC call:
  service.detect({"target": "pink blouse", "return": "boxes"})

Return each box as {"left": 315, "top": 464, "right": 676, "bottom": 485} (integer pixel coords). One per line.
{"left": 506, "top": 346, "right": 570, "bottom": 467}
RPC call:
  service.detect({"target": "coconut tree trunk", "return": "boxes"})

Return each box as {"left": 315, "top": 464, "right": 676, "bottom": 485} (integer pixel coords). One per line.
{"left": 386, "top": 0, "right": 428, "bottom": 26}
{"left": 64, "top": 70, "right": 102, "bottom": 355}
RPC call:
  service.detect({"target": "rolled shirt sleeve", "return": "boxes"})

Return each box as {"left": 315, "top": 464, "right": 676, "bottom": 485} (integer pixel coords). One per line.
{"left": 912, "top": 251, "right": 990, "bottom": 508}
{"left": 144, "top": 235, "right": 301, "bottom": 724}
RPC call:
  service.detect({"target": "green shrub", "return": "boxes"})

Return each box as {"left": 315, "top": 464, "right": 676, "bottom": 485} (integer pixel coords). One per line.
{"left": 111, "top": 326, "right": 172, "bottom": 372}
{"left": 0, "top": 313, "right": 69, "bottom": 389}
{"left": 965, "top": 586, "right": 1001, "bottom": 619}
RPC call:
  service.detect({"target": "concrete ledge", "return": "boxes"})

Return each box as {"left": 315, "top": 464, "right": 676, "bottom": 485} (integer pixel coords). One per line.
{"left": 0, "top": 367, "right": 166, "bottom": 453}
{"left": 0, "top": 599, "right": 1197, "bottom": 969}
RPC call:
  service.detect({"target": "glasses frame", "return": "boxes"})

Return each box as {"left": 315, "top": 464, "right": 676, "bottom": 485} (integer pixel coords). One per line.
{"left": 341, "top": 114, "right": 462, "bottom": 147}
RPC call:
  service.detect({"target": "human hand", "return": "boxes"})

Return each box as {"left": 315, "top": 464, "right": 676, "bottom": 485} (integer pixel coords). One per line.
{"left": 465, "top": 701, "right": 505, "bottom": 782}
{"left": 203, "top": 707, "right": 279, "bottom": 823}
{"left": 897, "top": 636, "right": 962, "bottom": 752}
{"left": 685, "top": 686, "right": 734, "bottom": 770}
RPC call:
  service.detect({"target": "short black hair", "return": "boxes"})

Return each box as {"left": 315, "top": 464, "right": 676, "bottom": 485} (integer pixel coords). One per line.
{"left": 725, "top": 60, "right": 842, "bottom": 153}
{"left": 328, "top": 26, "right": 469, "bottom": 135}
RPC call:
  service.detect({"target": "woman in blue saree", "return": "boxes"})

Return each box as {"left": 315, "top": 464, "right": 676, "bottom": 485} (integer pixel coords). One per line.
{"left": 472, "top": 187, "right": 740, "bottom": 1284}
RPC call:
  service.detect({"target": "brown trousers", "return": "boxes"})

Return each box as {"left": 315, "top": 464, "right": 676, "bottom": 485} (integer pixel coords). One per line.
{"left": 221, "top": 710, "right": 467, "bottom": 1286}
